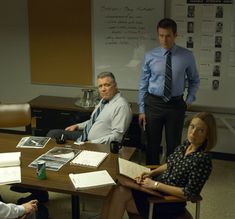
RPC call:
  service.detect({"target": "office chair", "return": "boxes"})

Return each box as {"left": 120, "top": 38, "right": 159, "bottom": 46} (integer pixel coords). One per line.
{"left": 148, "top": 194, "right": 202, "bottom": 219}
{"left": 0, "top": 103, "right": 35, "bottom": 134}
{"left": 146, "top": 164, "right": 202, "bottom": 219}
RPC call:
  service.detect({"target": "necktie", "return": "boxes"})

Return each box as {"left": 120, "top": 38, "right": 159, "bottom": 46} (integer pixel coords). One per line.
{"left": 162, "top": 51, "right": 172, "bottom": 102}
{"left": 76, "top": 100, "right": 108, "bottom": 142}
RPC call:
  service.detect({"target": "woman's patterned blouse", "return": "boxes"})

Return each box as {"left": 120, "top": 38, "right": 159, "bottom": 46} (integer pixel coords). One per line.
{"left": 157, "top": 143, "right": 212, "bottom": 199}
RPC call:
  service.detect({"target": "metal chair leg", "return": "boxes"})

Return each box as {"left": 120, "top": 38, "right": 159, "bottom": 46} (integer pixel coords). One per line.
{"left": 195, "top": 200, "right": 200, "bottom": 219}
{"left": 148, "top": 203, "right": 154, "bottom": 219}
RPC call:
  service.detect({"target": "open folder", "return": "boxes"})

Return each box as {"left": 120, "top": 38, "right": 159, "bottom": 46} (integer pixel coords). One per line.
{"left": 117, "top": 158, "right": 162, "bottom": 197}
{"left": 0, "top": 152, "right": 21, "bottom": 185}
{"left": 118, "top": 158, "right": 151, "bottom": 179}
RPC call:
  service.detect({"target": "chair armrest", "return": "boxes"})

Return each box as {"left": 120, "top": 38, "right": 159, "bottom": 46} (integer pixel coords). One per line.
{"left": 148, "top": 195, "right": 186, "bottom": 204}
{"left": 148, "top": 194, "right": 202, "bottom": 204}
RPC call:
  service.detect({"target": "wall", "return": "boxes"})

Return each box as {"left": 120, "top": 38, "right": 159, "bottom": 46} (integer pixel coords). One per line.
{"left": 167, "top": 0, "right": 235, "bottom": 109}
{"left": 0, "top": 0, "right": 234, "bottom": 154}
{"left": 92, "top": 0, "right": 165, "bottom": 89}
{"left": 0, "top": 0, "right": 137, "bottom": 104}
{"left": 1, "top": 0, "right": 235, "bottom": 108}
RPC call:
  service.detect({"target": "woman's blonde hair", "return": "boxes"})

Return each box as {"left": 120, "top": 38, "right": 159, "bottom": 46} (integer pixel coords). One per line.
{"left": 191, "top": 112, "right": 217, "bottom": 151}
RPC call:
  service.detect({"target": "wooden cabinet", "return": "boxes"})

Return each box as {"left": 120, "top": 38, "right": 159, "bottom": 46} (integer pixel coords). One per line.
{"left": 29, "top": 96, "right": 142, "bottom": 148}
{"left": 29, "top": 96, "right": 91, "bottom": 136}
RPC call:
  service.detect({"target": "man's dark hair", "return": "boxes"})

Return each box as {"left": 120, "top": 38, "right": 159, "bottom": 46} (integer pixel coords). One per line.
{"left": 157, "top": 18, "right": 177, "bottom": 34}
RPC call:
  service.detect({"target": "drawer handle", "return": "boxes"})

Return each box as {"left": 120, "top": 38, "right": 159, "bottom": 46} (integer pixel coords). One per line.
{"left": 60, "top": 112, "right": 71, "bottom": 116}
{"left": 32, "top": 109, "right": 43, "bottom": 113}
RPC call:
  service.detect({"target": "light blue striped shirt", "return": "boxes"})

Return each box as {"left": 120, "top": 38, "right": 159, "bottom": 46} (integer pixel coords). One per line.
{"left": 138, "top": 45, "right": 200, "bottom": 113}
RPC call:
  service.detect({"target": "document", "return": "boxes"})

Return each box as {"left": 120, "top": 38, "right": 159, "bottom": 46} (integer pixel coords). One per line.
{"left": 117, "top": 158, "right": 162, "bottom": 197}
{"left": 70, "top": 150, "right": 108, "bottom": 168}
{"left": 0, "top": 152, "right": 21, "bottom": 185}
{"left": 28, "top": 147, "right": 81, "bottom": 171}
{"left": 0, "top": 152, "right": 21, "bottom": 167}
{"left": 16, "top": 136, "right": 50, "bottom": 148}
{"left": 69, "top": 170, "right": 116, "bottom": 190}
{"left": 118, "top": 158, "right": 150, "bottom": 179}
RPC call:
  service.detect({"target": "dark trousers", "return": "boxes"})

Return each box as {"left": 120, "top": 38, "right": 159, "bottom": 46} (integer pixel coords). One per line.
{"left": 46, "top": 129, "right": 82, "bottom": 141}
{"left": 144, "top": 93, "right": 186, "bottom": 165}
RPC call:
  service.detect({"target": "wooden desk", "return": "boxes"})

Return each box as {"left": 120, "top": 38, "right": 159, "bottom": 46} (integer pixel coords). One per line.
{"left": 0, "top": 133, "right": 135, "bottom": 219}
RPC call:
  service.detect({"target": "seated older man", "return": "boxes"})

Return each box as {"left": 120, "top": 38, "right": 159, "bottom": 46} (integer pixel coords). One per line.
{"left": 47, "top": 71, "right": 132, "bottom": 144}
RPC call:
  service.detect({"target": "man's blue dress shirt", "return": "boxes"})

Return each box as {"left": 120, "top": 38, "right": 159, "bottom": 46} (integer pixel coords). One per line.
{"left": 138, "top": 45, "right": 200, "bottom": 113}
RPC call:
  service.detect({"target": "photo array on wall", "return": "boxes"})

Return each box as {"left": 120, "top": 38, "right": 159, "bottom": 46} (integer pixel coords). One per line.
{"left": 186, "top": 5, "right": 224, "bottom": 51}
{"left": 185, "top": 4, "right": 225, "bottom": 90}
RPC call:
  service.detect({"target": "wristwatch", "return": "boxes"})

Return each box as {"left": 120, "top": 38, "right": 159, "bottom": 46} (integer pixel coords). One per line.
{"left": 154, "top": 181, "right": 159, "bottom": 190}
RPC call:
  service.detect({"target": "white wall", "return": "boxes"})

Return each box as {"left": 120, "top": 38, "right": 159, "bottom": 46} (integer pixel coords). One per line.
{"left": 0, "top": 0, "right": 137, "bottom": 104}
{"left": 0, "top": 0, "right": 234, "bottom": 154}
{"left": 1, "top": 0, "right": 235, "bottom": 109}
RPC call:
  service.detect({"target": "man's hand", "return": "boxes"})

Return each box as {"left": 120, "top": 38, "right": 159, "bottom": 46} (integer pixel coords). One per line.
{"left": 138, "top": 113, "right": 146, "bottom": 130}
{"left": 22, "top": 200, "right": 38, "bottom": 214}
{"left": 65, "top": 124, "right": 78, "bottom": 131}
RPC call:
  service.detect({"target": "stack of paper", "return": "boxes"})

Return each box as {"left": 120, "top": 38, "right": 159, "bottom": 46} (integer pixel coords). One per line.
{"left": 70, "top": 150, "right": 108, "bottom": 168}
{"left": 0, "top": 152, "right": 21, "bottom": 185}
{"left": 69, "top": 170, "right": 116, "bottom": 190}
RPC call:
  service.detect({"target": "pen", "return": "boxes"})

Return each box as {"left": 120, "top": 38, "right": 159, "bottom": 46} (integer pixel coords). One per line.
{"left": 61, "top": 134, "right": 64, "bottom": 140}
{"left": 143, "top": 123, "right": 146, "bottom": 132}
{"left": 31, "top": 140, "right": 39, "bottom": 145}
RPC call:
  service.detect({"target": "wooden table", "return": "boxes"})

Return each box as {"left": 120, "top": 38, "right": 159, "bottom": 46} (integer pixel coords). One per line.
{"left": 0, "top": 133, "right": 135, "bottom": 219}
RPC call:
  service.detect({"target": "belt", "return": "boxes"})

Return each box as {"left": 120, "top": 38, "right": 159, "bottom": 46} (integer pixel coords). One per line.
{"left": 148, "top": 93, "right": 183, "bottom": 101}
{"left": 170, "top": 95, "right": 183, "bottom": 100}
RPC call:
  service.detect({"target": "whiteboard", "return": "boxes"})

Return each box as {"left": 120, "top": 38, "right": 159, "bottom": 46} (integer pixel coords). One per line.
{"left": 92, "top": 0, "right": 165, "bottom": 89}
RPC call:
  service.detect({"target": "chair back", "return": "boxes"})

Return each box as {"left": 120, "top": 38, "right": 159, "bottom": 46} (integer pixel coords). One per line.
{"left": 148, "top": 195, "right": 202, "bottom": 219}
{"left": 0, "top": 103, "right": 31, "bottom": 128}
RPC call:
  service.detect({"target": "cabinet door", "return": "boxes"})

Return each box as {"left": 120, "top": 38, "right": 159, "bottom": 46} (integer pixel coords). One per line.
{"left": 32, "top": 108, "right": 90, "bottom": 136}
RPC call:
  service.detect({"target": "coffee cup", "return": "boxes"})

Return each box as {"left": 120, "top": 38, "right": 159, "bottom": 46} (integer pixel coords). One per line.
{"left": 110, "top": 141, "right": 122, "bottom": 154}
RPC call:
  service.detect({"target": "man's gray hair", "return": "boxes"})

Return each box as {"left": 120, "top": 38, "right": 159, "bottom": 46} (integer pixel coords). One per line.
{"left": 97, "top": 72, "right": 116, "bottom": 84}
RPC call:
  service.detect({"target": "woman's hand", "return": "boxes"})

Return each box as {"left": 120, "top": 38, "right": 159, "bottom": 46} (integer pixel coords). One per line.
{"left": 140, "top": 178, "right": 157, "bottom": 190}
{"left": 135, "top": 171, "right": 151, "bottom": 184}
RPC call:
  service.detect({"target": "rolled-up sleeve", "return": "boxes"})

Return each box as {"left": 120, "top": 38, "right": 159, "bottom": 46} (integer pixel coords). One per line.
{"left": 0, "top": 201, "right": 25, "bottom": 219}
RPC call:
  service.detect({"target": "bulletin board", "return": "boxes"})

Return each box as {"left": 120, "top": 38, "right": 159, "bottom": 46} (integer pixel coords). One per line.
{"left": 28, "top": 0, "right": 93, "bottom": 86}
{"left": 169, "top": 0, "right": 235, "bottom": 108}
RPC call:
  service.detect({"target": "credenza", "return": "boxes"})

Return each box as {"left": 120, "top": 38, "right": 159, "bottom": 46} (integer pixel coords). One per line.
{"left": 29, "top": 95, "right": 142, "bottom": 148}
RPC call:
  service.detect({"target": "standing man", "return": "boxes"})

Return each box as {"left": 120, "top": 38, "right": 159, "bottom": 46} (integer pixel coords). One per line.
{"left": 138, "top": 18, "right": 200, "bottom": 165}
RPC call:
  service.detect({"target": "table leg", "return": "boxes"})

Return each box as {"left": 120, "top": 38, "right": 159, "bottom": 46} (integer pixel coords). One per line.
{"left": 71, "top": 195, "right": 80, "bottom": 219}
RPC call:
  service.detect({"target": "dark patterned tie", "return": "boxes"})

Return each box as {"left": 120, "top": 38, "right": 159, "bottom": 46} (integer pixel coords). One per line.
{"left": 162, "top": 51, "right": 172, "bottom": 102}
{"left": 76, "top": 100, "right": 108, "bottom": 142}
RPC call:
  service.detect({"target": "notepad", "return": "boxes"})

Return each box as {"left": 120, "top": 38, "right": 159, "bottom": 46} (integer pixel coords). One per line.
{"left": 0, "top": 152, "right": 21, "bottom": 185}
{"left": 69, "top": 170, "right": 116, "bottom": 190}
{"left": 118, "top": 158, "right": 150, "bottom": 180}
{"left": 70, "top": 150, "right": 108, "bottom": 168}
{"left": 0, "top": 152, "right": 21, "bottom": 167}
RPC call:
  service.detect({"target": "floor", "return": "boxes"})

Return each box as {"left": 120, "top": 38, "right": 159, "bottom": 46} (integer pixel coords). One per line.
{"left": 1, "top": 153, "right": 234, "bottom": 219}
